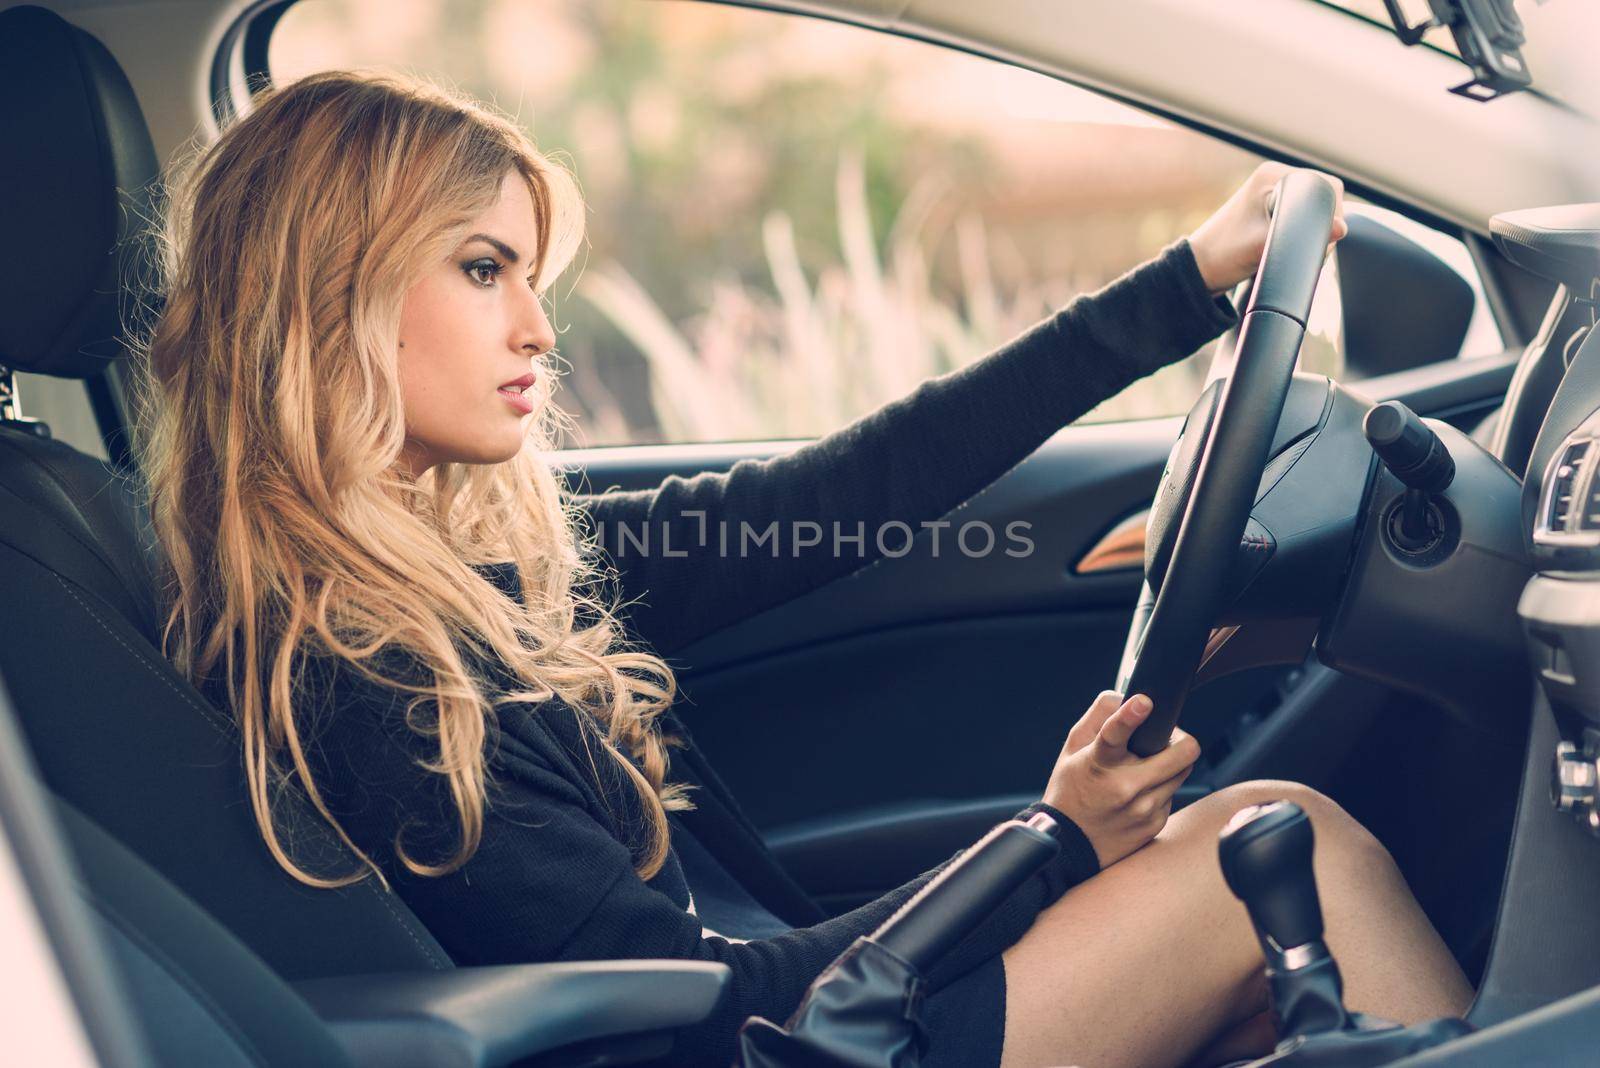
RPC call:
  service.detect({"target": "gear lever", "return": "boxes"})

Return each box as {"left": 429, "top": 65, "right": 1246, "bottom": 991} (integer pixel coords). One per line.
{"left": 1219, "top": 801, "right": 1349, "bottom": 1037}
{"left": 1217, "top": 801, "right": 1474, "bottom": 1066}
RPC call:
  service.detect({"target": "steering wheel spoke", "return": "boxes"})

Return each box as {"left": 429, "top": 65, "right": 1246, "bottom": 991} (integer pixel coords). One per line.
{"left": 1119, "top": 171, "right": 1341, "bottom": 757}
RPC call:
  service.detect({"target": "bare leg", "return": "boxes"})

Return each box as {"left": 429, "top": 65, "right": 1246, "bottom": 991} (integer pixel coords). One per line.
{"left": 998, "top": 780, "right": 1473, "bottom": 1068}
{"left": 1187, "top": 1007, "right": 1275, "bottom": 1068}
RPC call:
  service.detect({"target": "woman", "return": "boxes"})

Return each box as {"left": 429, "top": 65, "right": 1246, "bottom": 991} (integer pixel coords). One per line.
{"left": 135, "top": 70, "right": 1471, "bottom": 1067}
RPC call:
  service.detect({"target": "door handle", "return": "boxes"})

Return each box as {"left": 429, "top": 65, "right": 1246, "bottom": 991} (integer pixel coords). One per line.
{"left": 1073, "top": 508, "right": 1149, "bottom": 574}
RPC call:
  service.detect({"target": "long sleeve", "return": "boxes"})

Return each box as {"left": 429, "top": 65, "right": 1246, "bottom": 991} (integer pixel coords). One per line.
{"left": 307, "top": 653, "right": 1101, "bottom": 1068}
{"left": 571, "top": 238, "right": 1237, "bottom": 656}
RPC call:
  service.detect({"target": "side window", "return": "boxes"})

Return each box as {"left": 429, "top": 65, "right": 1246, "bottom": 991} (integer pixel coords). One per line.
{"left": 271, "top": 0, "right": 1264, "bottom": 446}
{"left": 8, "top": 373, "right": 107, "bottom": 461}
{"left": 269, "top": 1, "right": 1496, "bottom": 447}
{"left": 1293, "top": 200, "right": 1505, "bottom": 389}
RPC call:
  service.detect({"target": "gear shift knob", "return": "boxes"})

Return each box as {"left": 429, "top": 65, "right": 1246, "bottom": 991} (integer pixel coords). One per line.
{"left": 1220, "top": 800, "right": 1350, "bottom": 1039}
{"left": 1219, "top": 800, "right": 1324, "bottom": 957}
{"left": 1212, "top": 800, "right": 1476, "bottom": 1061}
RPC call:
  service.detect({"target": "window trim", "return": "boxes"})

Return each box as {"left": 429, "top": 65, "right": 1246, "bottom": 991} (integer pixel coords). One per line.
{"left": 209, "top": 0, "right": 294, "bottom": 128}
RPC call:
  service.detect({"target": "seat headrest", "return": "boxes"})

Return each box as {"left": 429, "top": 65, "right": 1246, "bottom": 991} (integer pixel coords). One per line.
{"left": 0, "top": 5, "right": 160, "bottom": 380}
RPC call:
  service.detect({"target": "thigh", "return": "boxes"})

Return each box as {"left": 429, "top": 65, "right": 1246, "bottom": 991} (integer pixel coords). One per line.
{"left": 999, "top": 785, "right": 1308, "bottom": 1068}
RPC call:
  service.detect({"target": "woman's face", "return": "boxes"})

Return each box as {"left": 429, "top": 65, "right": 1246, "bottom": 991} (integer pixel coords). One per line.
{"left": 396, "top": 171, "right": 556, "bottom": 478}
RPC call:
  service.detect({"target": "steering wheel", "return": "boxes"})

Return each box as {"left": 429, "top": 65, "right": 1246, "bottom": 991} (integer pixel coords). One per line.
{"left": 1116, "top": 170, "right": 1340, "bottom": 757}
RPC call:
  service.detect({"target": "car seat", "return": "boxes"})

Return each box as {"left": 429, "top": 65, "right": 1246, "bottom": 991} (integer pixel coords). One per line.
{"left": 0, "top": 6, "right": 726, "bottom": 1064}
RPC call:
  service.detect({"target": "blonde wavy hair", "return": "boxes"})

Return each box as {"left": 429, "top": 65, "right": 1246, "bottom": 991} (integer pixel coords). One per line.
{"left": 132, "top": 69, "right": 687, "bottom": 889}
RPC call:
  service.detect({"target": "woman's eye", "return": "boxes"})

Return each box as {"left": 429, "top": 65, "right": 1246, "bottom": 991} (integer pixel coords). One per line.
{"left": 465, "top": 259, "right": 502, "bottom": 287}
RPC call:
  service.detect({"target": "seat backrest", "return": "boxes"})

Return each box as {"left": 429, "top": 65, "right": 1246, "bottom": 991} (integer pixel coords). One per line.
{"left": 0, "top": 4, "right": 451, "bottom": 981}
{"left": 58, "top": 798, "right": 355, "bottom": 1068}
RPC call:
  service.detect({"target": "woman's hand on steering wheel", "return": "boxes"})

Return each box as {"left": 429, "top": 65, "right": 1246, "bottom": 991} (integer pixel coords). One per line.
{"left": 1188, "top": 162, "right": 1349, "bottom": 295}
{"left": 1042, "top": 690, "right": 1202, "bottom": 868}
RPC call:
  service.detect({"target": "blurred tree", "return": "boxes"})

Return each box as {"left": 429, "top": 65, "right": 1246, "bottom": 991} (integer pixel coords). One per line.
{"left": 272, "top": 0, "right": 1267, "bottom": 446}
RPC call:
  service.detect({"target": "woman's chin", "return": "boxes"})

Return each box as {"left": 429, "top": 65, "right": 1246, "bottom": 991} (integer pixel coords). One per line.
{"left": 429, "top": 441, "right": 526, "bottom": 471}
{"left": 480, "top": 441, "right": 528, "bottom": 467}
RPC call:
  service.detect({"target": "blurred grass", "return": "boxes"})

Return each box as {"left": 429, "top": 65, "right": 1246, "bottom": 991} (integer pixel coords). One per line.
{"left": 571, "top": 150, "right": 1336, "bottom": 442}
{"left": 274, "top": 0, "right": 1333, "bottom": 447}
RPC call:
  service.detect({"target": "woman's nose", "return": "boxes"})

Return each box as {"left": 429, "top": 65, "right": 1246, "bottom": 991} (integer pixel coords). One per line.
{"left": 519, "top": 293, "right": 557, "bottom": 356}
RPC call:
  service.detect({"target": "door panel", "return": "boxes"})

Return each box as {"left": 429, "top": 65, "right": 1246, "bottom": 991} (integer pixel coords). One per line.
{"left": 578, "top": 417, "right": 1180, "bottom": 670}
{"left": 559, "top": 352, "right": 1520, "bottom": 904}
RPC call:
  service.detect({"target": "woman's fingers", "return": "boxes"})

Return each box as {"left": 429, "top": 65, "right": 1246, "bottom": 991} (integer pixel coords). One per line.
{"left": 1123, "top": 756, "right": 1196, "bottom": 836}
{"left": 1260, "top": 164, "right": 1347, "bottom": 242}
{"left": 1090, "top": 694, "right": 1153, "bottom": 762}
{"left": 1322, "top": 172, "right": 1348, "bottom": 241}
{"left": 1067, "top": 690, "right": 1125, "bottom": 755}
{"left": 1144, "top": 754, "right": 1197, "bottom": 807}
{"left": 1138, "top": 726, "right": 1202, "bottom": 787}
{"left": 1255, "top": 161, "right": 1291, "bottom": 217}
{"left": 1088, "top": 694, "right": 1201, "bottom": 785}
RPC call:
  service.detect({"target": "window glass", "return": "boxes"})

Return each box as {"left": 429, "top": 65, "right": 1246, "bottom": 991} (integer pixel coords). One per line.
{"left": 1275, "top": 198, "right": 1507, "bottom": 395}
{"left": 1343, "top": 201, "right": 1505, "bottom": 361}
{"left": 269, "top": 1, "right": 1490, "bottom": 446}
{"left": 9, "top": 374, "right": 107, "bottom": 461}
{"left": 271, "top": 0, "right": 1266, "bottom": 446}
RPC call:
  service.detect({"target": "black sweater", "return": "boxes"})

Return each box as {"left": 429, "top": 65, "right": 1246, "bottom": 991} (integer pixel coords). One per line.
{"left": 302, "top": 239, "right": 1238, "bottom": 1065}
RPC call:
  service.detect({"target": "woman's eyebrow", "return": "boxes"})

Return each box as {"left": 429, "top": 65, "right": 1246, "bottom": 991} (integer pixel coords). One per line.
{"left": 462, "top": 233, "right": 520, "bottom": 263}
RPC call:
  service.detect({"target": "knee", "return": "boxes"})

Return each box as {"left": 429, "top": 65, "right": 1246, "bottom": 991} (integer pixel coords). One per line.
{"left": 1196, "top": 780, "right": 1392, "bottom": 870}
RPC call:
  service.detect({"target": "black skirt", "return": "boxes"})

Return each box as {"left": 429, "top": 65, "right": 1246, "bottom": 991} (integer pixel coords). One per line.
{"left": 920, "top": 953, "right": 1007, "bottom": 1068}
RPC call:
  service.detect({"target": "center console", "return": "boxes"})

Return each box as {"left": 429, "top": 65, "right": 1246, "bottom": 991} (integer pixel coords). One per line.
{"left": 1441, "top": 214, "right": 1600, "bottom": 1042}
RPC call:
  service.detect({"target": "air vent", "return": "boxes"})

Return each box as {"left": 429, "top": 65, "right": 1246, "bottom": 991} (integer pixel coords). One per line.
{"left": 1548, "top": 440, "right": 1591, "bottom": 532}
{"left": 1582, "top": 455, "right": 1600, "bottom": 531}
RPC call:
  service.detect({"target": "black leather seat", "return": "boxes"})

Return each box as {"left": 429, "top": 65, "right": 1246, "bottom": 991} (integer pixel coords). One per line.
{"left": 0, "top": 3, "right": 455, "bottom": 983}
{"left": 0, "top": 10, "right": 727, "bottom": 1065}
{"left": 55, "top": 797, "right": 356, "bottom": 1067}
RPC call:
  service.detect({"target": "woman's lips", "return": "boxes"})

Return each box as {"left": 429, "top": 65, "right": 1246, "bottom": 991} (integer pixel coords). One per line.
{"left": 498, "top": 371, "right": 537, "bottom": 414}
{"left": 498, "top": 385, "right": 535, "bottom": 414}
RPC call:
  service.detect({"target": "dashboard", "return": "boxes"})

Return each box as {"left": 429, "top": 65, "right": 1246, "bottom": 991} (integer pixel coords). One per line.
{"left": 1421, "top": 203, "right": 1600, "bottom": 1047}
{"left": 1507, "top": 203, "right": 1600, "bottom": 840}
{"left": 1523, "top": 323, "right": 1600, "bottom": 834}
